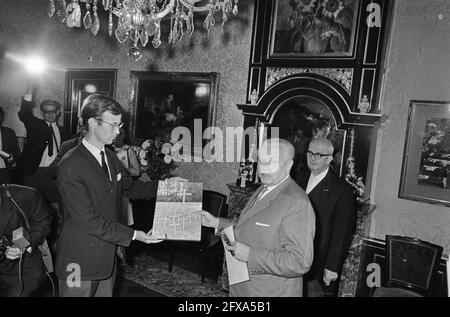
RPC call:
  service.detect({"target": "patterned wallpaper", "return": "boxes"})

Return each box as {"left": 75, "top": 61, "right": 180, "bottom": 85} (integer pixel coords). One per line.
{"left": 0, "top": 0, "right": 254, "bottom": 195}
{"left": 370, "top": 0, "right": 450, "bottom": 253}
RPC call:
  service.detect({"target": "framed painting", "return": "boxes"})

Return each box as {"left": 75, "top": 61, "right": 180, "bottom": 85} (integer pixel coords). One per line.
{"left": 399, "top": 100, "right": 450, "bottom": 207}
{"left": 130, "top": 71, "right": 219, "bottom": 158}
{"left": 64, "top": 69, "right": 117, "bottom": 137}
{"left": 269, "top": 0, "right": 359, "bottom": 57}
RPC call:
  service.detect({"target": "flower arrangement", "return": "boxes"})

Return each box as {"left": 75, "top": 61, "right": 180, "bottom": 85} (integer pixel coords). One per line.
{"left": 285, "top": 0, "right": 356, "bottom": 53}
{"left": 133, "top": 136, "right": 178, "bottom": 181}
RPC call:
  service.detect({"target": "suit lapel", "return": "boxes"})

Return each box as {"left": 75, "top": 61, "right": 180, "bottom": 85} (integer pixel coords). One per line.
{"left": 78, "top": 143, "right": 113, "bottom": 187}
{"left": 309, "top": 170, "right": 335, "bottom": 198}
{"left": 237, "top": 177, "right": 292, "bottom": 228}
{"left": 297, "top": 171, "right": 310, "bottom": 190}
{"left": 237, "top": 184, "right": 265, "bottom": 221}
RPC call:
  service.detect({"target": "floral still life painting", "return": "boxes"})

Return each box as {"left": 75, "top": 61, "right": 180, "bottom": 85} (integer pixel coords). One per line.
{"left": 271, "top": 0, "right": 358, "bottom": 55}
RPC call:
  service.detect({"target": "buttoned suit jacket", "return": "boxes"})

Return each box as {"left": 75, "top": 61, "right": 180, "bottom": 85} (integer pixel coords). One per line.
{"left": 0, "top": 185, "right": 52, "bottom": 292}
{"left": 55, "top": 143, "right": 157, "bottom": 281}
{"left": 218, "top": 177, "right": 315, "bottom": 297}
{"left": 18, "top": 99, "right": 69, "bottom": 175}
{"left": 294, "top": 170, "right": 356, "bottom": 279}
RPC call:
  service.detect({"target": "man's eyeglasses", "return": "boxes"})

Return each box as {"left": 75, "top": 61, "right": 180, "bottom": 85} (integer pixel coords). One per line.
{"left": 95, "top": 118, "right": 124, "bottom": 130}
{"left": 42, "top": 110, "right": 58, "bottom": 115}
{"left": 307, "top": 151, "right": 332, "bottom": 159}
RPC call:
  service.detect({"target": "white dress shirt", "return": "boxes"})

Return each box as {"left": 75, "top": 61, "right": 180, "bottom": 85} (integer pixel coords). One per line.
{"left": 81, "top": 138, "right": 111, "bottom": 181}
{"left": 39, "top": 122, "right": 61, "bottom": 167}
{"left": 306, "top": 168, "right": 329, "bottom": 194}
{"left": 259, "top": 175, "right": 290, "bottom": 200}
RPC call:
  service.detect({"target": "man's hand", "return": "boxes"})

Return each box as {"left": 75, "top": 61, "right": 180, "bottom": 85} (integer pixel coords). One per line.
{"left": 5, "top": 246, "right": 31, "bottom": 260}
{"left": 323, "top": 268, "right": 338, "bottom": 286}
{"left": 197, "top": 211, "right": 219, "bottom": 229}
{"left": 165, "top": 177, "right": 188, "bottom": 182}
{"left": 134, "top": 230, "right": 163, "bottom": 244}
{"left": 225, "top": 241, "right": 250, "bottom": 262}
{"left": 117, "top": 246, "right": 127, "bottom": 262}
{"left": 139, "top": 172, "right": 151, "bottom": 183}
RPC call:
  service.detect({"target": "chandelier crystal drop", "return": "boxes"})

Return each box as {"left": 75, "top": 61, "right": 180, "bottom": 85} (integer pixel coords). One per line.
{"left": 49, "top": 0, "right": 239, "bottom": 54}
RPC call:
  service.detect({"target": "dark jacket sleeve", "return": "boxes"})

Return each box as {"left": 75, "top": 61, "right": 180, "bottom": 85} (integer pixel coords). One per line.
{"left": 18, "top": 98, "right": 35, "bottom": 125}
{"left": 324, "top": 186, "right": 357, "bottom": 273}
{"left": 27, "top": 190, "right": 52, "bottom": 251}
{"left": 3, "top": 127, "right": 20, "bottom": 166}
{"left": 122, "top": 177, "right": 158, "bottom": 200}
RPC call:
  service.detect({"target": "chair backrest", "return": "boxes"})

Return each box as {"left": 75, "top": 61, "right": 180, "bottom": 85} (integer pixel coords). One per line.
{"left": 386, "top": 235, "right": 443, "bottom": 295}
{"left": 201, "top": 190, "right": 227, "bottom": 248}
{"left": 203, "top": 190, "right": 227, "bottom": 218}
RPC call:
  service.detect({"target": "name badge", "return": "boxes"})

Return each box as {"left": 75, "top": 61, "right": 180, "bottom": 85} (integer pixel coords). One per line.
{"left": 255, "top": 222, "right": 270, "bottom": 227}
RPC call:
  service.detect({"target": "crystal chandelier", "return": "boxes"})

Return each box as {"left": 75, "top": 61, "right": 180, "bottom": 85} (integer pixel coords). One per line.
{"left": 48, "top": 0, "right": 239, "bottom": 60}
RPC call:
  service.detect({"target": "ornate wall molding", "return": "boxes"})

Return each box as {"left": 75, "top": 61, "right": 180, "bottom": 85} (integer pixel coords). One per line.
{"left": 266, "top": 67, "right": 353, "bottom": 94}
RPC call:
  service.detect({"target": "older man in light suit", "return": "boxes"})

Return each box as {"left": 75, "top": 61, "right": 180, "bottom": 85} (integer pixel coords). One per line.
{"left": 200, "top": 138, "right": 315, "bottom": 297}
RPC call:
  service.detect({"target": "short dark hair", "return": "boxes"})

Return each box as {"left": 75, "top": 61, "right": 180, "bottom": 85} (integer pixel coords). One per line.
{"left": 81, "top": 94, "right": 123, "bottom": 129}
{"left": 40, "top": 99, "right": 62, "bottom": 111}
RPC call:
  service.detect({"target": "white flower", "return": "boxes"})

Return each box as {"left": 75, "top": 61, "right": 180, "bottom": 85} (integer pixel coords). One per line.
{"left": 141, "top": 140, "right": 152, "bottom": 150}
{"left": 163, "top": 155, "right": 172, "bottom": 164}
{"left": 161, "top": 143, "right": 172, "bottom": 155}
{"left": 165, "top": 113, "right": 176, "bottom": 122}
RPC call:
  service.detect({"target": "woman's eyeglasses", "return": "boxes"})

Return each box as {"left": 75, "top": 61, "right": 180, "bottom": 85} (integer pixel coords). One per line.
{"left": 306, "top": 151, "right": 332, "bottom": 159}
{"left": 95, "top": 118, "right": 124, "bottom": 129}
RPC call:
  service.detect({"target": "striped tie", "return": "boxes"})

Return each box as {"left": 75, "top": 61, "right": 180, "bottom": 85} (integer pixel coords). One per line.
{"left": 245, "top": 185, "right": 268, "bottom": 211}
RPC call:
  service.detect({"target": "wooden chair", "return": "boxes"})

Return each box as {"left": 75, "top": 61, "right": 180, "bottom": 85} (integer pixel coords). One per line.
{"left": 168, "top": 190, "right": 228, "bottom": 282}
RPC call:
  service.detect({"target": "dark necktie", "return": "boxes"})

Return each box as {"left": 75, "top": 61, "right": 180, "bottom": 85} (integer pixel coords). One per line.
{"left": 100, "top": 151, "right": 110, "bottom": 180}
{"left": 48, "top": 124, "right": 54, "bottom": 156}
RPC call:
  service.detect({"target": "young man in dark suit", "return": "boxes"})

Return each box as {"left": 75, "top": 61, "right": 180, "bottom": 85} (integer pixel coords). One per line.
{"left": 18, "top": 88, "right": 69, "bottom": 203}
{"left": 294, "top": 137, "right": 356, "bottom": 297}
{"left": 0, "top": 107, "right": 20, "bottom": 184}
{"left": 55, "top": 94, "right": 183, "bottom": 297}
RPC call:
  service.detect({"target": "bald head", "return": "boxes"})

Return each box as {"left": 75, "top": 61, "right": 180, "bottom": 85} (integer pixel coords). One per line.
{"left": 258, "top": 138, "right": 294, "bottom": 186}
{"left": 260, "top": 138, "right": 295, "bottom": 161}
{"left": 309, "top": 137, "right": 334, "bottom": 155}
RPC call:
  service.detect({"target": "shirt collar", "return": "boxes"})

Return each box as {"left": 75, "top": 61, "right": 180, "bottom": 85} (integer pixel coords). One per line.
{"left": 265, "top": 174, "right": 290, "bottom": 191}
{"left": 310, "top": 167, "right": 329, "bottom": 180}
{"left": 82, "top": 138, "right": 105, "bottom": 157}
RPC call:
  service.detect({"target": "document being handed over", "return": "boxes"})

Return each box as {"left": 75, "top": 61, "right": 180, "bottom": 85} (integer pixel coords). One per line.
{"left": 220, "top": 226, "right": 249, "bottom": 285}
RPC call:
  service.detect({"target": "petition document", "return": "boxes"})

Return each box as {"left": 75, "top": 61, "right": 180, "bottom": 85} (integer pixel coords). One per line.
{"left": 220, "top": 226, "right": 249, "bottom": 285}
